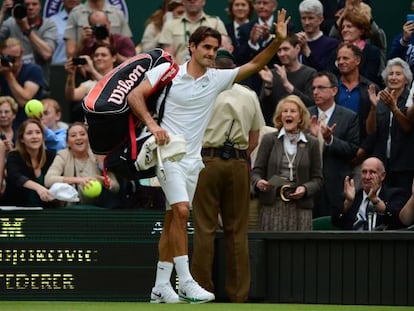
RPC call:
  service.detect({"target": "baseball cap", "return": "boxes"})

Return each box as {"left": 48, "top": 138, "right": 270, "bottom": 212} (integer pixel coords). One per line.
{"left": 216, "top": 49, "right": 235, "bottom": 63}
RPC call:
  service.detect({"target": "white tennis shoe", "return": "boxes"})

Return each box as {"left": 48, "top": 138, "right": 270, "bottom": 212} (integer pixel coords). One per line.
{"left": 150, "top": 283, "right": 180, "bottom": 304}
{"left": 178, "top": 279, "right": 215, "bottom": 304}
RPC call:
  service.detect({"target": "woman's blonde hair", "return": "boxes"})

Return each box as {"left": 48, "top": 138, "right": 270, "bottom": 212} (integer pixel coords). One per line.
{"left": 273, "top": 95, "right": 310, "bottom": 131}
{"left": 0, "top": 96, "right": 18, "bottom": 114}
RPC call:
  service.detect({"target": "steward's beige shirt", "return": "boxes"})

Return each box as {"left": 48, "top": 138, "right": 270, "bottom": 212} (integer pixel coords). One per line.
{"left": 159, "top": 12, "right": 227, "bottom": 64}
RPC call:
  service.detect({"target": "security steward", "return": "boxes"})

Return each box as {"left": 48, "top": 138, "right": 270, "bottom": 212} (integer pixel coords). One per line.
{"left": 191, "top": 49, "right": 265, "bottom": 302}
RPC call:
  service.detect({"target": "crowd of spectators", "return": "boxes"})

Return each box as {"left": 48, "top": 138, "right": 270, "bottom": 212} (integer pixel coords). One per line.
{"left": 0, "top": 0, "right": 414, "bottom": 306}
{"left": 0, "top": 0, "right": 413, "bottom": 232}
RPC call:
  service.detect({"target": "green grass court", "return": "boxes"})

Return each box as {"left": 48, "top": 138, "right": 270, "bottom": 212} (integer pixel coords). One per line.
{"left": 0, "top": 302, "right": 413, "bottom": 311}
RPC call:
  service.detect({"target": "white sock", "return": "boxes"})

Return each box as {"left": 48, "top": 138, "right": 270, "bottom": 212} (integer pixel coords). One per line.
{"left": 174, "top": 255, "right": 192, "bottom": 284}
{"left": 155, "top": 261, "right": 173, "bottom": 286}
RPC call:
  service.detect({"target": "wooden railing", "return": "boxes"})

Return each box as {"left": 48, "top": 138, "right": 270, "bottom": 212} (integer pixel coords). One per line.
{"left": 1, "top": 208, "right": 413, "bottom": 305}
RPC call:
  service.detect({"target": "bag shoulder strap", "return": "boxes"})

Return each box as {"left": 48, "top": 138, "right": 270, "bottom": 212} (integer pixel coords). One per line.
{"left": 157, "top": 81, "right": 172, "bottom": 125}
{"left": 102, "top": 60, "right": 177, "bottom": 187}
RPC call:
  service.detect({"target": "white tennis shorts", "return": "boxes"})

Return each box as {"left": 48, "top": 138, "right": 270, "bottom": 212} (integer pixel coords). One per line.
{"left": 156, "top": 156, "right": 204, "bottom": 210}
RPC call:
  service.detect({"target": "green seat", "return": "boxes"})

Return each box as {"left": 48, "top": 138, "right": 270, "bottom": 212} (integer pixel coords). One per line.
{"left": 312, "top": 216, "right": 339, "bottom": 230}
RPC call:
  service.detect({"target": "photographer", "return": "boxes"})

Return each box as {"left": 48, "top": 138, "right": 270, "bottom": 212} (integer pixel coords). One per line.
{"left": 64, "top": 43, "right": 116, "bottom": 121}
{"left": 76, "top": 10, "right": 135, "bottom": 65}
{"left": 64, "top": 0, "right": 132, "bottom": 61}
{"left": 0, "top": 0, "right": 58, "bottom": 84}
{"left": 0, "top": 37, "right": 46, "bottom": 129}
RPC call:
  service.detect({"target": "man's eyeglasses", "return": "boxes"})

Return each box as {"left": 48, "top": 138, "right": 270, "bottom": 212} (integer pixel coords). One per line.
{"left": 311, "top": 85, "right": 334, "bottom": 92}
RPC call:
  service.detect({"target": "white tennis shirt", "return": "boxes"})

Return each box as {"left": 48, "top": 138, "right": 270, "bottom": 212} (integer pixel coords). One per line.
{"left": 146, "top": 62, "right": 239, "bottom": 158}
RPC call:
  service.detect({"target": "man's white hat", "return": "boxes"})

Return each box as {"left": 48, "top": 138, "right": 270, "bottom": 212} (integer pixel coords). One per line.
{"left": 49, "top": 183, "right": 80, "bottom": 202}
{"left": 135, "top": 134, "right": 186, "bottom": 179}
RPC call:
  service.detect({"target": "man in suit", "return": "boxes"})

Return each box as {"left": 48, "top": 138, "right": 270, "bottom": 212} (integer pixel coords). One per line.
{"left": 332, "top": 157, "right": 407, "bottom": 230}
{"left": 237, "top": 0, "right": 277, "bottom": 65}
{"left": 237, "top": 0, "right": 294, "bottom": 94}
{"left": 308, "top": 71, "right": 359, "bottom": 217}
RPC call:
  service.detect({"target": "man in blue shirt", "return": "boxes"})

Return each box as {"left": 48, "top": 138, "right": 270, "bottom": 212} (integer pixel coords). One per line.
{"left": 0, "top": 37, "right": 46, "bottom": 130}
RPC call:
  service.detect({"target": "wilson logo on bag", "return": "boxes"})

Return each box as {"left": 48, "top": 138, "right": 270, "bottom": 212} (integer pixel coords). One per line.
{"left": 81, "top": 48, "right": 178, "bottom": 181}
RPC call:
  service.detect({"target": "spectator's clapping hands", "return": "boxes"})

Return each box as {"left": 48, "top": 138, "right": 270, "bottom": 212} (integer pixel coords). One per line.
{"left": 250, "top": 23, "right": 271, "bottom": 44}
{"left": 250, "top": 23, "right": 263, "bottom": 45}
{"left": 261, "top": 23, "right": 271, "bottom": 41}
{"left": 367, "top": 173, "right": 381, "bottom": 201}
{"left": 296, "top": 31, "right": 311, "bottom": 57}
{"left": 368, "top": 84, "right": 379, "bottom": 107}
{"left": 320, "top": 121, "right": 336, "bottom": 143}
{"left": 379, "top": 89, "right": 398, "bottom": 112}
{"left": 343, "top": 176, "right": 355, "bottom": 202}
{"left": 309, "top": 115, "right": 319, "bottom": 137}
{"left": 309, "top": 116, "right": 336, "bottom": 144}
{"left": 258, "top": 65, "right": 273, "bottom": 85}
{"left": 273, "top": 64, "right": 288, "bottom": 84}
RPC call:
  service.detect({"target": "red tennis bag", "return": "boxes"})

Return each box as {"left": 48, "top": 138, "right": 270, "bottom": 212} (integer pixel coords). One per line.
{"left": 82, "top": 48, "right": 178, "bottom": 180}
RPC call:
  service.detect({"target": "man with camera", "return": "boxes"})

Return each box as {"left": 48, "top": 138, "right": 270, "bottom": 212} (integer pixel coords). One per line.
{"left": 76, "top": 10, "right": 135, "bottom": 65}
{"left": 0, "top": 0, "right": 58, "bottom": 84}
{"left": 64, "top": 0, "right": 132, "bottom": 59}
{"left": 0, "top": 37, "right": 46, "bottom": 129}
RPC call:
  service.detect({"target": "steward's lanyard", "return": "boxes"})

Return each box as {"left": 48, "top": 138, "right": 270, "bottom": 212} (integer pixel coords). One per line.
{"left": 183, "top": 18, "right": 204, "bottom": 42}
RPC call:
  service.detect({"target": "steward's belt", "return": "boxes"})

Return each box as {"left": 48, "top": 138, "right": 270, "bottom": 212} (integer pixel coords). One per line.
{"left": 201, "top": 147, "right": 247, "bottom": 160}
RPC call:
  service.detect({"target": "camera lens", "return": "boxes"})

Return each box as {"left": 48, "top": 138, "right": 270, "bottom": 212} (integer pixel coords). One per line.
{"left": 92, "top": 24, "right": 109, "bottom": 40}
{"left": 12, "top": 3, "right": 27, "bottom": 19}
{"left": 1, "top": 55, "right": 16, "bottom": 67}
